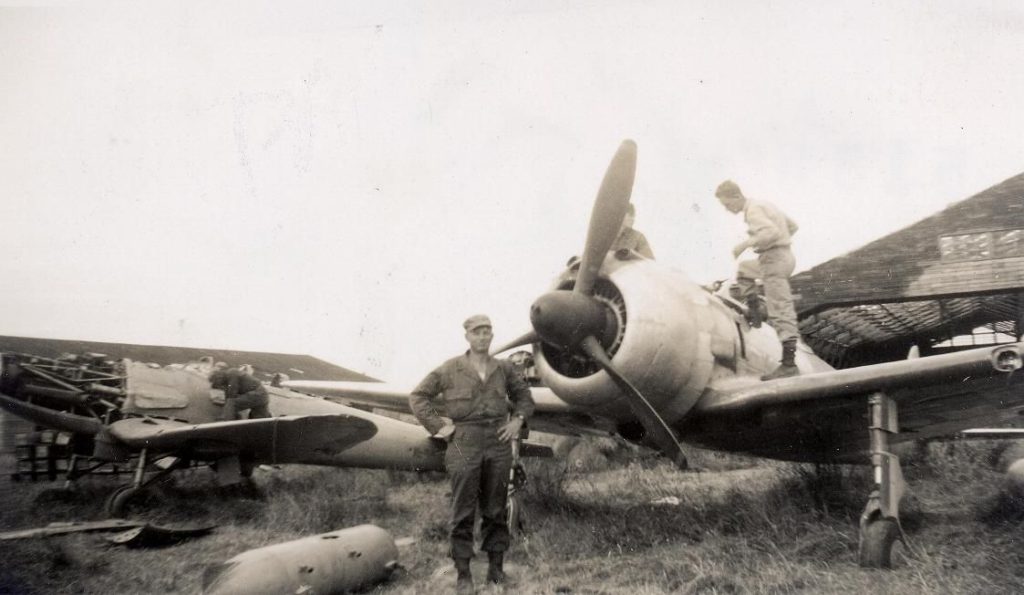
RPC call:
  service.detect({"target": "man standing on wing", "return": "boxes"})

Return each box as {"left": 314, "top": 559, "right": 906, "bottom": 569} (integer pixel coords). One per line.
{"left": 409, "top": 314, "right": 535, "bottom": 593}
{"left": 716, "top": 180, "right": 801, "bottom": 380}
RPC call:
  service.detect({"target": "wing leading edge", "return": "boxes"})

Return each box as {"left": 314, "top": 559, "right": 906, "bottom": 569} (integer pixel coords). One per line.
{"left": 106, "top": 413, "right": 448, "bottom": 471}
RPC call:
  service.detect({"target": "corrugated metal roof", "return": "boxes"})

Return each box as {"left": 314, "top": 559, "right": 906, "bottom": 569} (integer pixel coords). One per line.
{"left": 793, "top": 173, "right": 1024, "bottom": 368}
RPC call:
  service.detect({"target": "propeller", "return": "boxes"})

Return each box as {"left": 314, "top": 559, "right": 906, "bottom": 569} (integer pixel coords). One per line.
{"left": 490, "top": 330, "right": 540, "bottom": 356}
{"left": 574, "top": 140, "right": 637, "bottom": 295}
{"left": 580, "top": 337, "right": 688, "bottom": 469}
{"left": 490, "top": 141, "right": 634, "bottom": 356}
{"left": 526, "top": 140, "right": 688, "bottom": 469}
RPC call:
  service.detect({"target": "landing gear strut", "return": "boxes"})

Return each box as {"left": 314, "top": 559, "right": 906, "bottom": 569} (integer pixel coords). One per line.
{"left": 858, "top": 392, "right": 909, "bottom": 568}
{"left": 103, "top": 448, "right": 184, "bottom": 517}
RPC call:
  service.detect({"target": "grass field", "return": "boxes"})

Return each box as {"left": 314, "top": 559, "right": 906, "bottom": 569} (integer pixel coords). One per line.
{"left": 2, "top": 439, "right": 1024, "bottom": 594}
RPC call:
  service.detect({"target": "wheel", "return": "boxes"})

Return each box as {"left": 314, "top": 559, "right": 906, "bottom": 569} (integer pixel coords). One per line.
{"left": 859, "top": 518, "right": 904, "bottom": 568}
{"left": 104, "top": 485, "right": 140, "bottom": 518}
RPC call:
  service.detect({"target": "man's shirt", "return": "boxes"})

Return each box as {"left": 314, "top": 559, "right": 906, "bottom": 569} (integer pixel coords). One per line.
{"left": 410, "top": 353, "right": 535, "bottom": 436}
{"left": 743, "top": 198, "right": 798, "bottom": 253}
{"left": 610, "top": 227, "right": 655, "bottom": 259}
{"left": 209, "top": 369, "right": 266, "bottom": 399}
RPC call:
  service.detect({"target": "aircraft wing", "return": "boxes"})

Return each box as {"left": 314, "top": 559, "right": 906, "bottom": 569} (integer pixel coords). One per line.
{"left": 685, "top": 343, "right": 1024, "bottom": 462}
{"left": 285, "top": 381, "right": 418, "bottom": 413}
{"left": 107, "top": 410, "right": 554, "bottom": 468}
{"left": 285, "top": 381, "right": 613, "bottom": 437}
{"left": 960, "top": 428, "right": 1024, "bottom": 439}
{"left": 106, "top": 415, "right": 382, "bottom": 465}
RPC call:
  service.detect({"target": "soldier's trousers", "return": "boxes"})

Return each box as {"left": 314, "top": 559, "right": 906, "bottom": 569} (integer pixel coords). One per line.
{"left": 223, "top": 390, "right": 271, "bottom": 421}
{"left": 736, "top": 246, "right": 799, "bottom": 342}
{"left": 445, "top": 421, "right": 512, "bottom": 560}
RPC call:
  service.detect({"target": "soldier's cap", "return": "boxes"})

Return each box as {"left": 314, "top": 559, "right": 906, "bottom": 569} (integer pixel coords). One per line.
{"left": 715, "top": 180, "right": 743, "bottom": 199}
{"left": 463, "top": 314, "right": 492, "bottom": 331}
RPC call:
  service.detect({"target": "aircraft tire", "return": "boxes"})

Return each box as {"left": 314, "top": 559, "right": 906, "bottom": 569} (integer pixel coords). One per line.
{"left": 858, "top": 518, "right": 902, "bottom": 568}
{"left": 105, "top": 485, "right": 139, "bottom": 518}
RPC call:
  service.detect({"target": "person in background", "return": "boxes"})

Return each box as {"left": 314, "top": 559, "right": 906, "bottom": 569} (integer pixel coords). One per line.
{"left": 610, "top": 202, "right": 654, "bottom": 258}
{"left": 209, "top": 363, "right": 271, "bottom": 420}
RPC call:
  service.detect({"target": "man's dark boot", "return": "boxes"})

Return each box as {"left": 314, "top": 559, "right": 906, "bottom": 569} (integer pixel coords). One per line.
{"left": 486, "top": 551, "right": 505, "bottom": 585}
{"left": 746, "top": 295, "right": 766, "bottom": 328}
{"left": 762, "top": 339, "right": 800, "bottom": 380}
{"left": 454, "top": 557, "right": 474, "bottom": 594}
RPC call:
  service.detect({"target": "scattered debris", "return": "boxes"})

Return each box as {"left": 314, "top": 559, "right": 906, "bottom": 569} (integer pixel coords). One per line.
{"left": 0, "top": 519, "right": 144, "bottom": 540}
{"left": 0, "top": 519, "right": 216, "bottom": 548}
{"left": 107, "top": 523, "right": 217, "bottom": 548}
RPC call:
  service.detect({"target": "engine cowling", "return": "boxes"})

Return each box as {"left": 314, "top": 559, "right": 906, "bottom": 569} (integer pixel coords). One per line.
{"left": 534, "top": 256, "right": 720, "bottom": 426}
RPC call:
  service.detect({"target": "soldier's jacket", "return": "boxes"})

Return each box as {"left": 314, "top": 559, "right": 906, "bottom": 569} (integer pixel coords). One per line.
{"left": 410, "top": 353, "right": 535, "bottom": 436}
{"left": 744, "top": 198, "right": 798, "bottom": 252}
{"left": 209, "top": 369, "right": 266, "bottom": 400}
{"left": 610, "top": 227, "right": 655, "bottom": 259}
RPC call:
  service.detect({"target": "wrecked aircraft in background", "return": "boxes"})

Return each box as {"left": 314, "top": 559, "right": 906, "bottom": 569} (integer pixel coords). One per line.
{"left": 0, "top": 351, "right": 550, "bottom": 516}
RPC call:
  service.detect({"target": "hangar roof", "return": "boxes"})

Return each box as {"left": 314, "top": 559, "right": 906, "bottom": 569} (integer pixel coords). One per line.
{"left": 792, "top": 173, "right": 1024, "bottom": 367}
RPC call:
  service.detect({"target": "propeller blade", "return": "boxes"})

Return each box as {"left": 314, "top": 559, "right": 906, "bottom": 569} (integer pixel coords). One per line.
{"left": 490, "top": 330, "right": 540, "bottom": 356}
{"left": 574, "top": 140, "right": 637, "bottom": 295}
{"left": 580, "top": 335, "right": 688, "bottom": 470}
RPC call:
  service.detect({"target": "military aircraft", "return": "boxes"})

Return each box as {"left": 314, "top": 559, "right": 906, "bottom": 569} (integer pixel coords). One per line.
{"left": 0, "top": 352, "right": 549, "bottom": 516}
{"left": 284, "top": 140, "right": 1024, "bottom": 568}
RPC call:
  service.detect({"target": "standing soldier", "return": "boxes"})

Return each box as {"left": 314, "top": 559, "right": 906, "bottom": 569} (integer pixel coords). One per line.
{"left": 409, "top": 314, "right": 535, "bottom": 593}
{"left": 715, "top": 180, "right": 801, "bottom": 380}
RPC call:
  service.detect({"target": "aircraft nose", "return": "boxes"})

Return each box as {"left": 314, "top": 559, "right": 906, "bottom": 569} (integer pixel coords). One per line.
{"left": 530, "top": 290, "right": 608, "bottom": 351}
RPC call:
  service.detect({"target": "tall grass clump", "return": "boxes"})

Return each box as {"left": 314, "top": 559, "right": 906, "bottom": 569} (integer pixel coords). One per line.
{"left": 255, "top": 467, "right": 396, "bottom": 534}
{"left": 901, "top": 439, "right": 1024, "bottom": 526}
{"left": 516, "top": 455, "right": 894, "bottom": 567}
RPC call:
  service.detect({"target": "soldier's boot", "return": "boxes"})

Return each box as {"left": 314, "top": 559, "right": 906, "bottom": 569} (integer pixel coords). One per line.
{"left": 454, "top": 558, "right": 474, "bottom": 594}
{"left": 486, "top": 551, "right": 505, "bottom": 585}
{"left": 761, "top": 339, "right": 800, "bottom": 381}
{"left": 746, "top": 295, "right": 767, "bottom": 328}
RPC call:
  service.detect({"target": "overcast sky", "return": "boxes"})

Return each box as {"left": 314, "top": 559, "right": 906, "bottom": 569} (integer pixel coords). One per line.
{"left": 2, "top": 1, "right": 1023, "bottom": 383}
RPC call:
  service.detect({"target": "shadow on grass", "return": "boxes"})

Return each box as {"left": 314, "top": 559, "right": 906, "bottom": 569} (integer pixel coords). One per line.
{"left": 977, "top": 485, "right": 1024, "bottom": 528}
